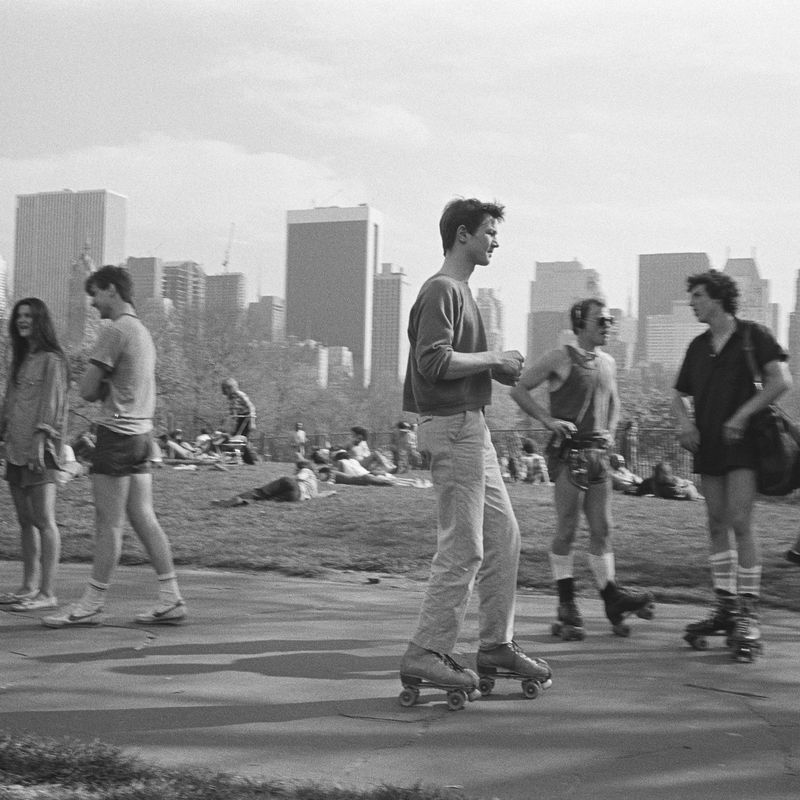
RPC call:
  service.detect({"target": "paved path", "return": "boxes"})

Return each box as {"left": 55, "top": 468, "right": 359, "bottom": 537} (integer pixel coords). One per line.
{"left": 1, "top": 563, "right": 798, "bottom": 800}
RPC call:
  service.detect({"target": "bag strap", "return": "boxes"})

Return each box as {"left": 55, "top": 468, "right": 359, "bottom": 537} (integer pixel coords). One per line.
{"left": 741, "top": 323, "right": 763, "bottom": 390}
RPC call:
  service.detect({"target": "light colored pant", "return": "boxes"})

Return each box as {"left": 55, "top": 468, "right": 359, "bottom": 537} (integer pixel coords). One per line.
{"left": 411, "top": 410, "right": 520, "bottom": 652}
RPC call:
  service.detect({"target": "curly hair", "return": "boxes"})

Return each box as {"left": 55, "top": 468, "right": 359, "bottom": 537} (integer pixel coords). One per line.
{"left": 686, "top": 269, "right": 739, "bottom": 315}
{"left": 8, "top": 297, "right": 67, "bottom": 384}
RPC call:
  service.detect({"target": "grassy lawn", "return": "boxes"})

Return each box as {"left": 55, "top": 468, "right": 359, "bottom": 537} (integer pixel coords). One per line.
{"left": 1, "top": 460, "right": 798, "bottom": 611}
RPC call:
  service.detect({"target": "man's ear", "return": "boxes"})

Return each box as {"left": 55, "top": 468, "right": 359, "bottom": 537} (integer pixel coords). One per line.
{"left": 456, "top": 224, "right": 469, "bottom": 244}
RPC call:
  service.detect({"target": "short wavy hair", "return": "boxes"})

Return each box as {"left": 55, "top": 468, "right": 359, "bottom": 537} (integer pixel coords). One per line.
{"left": 439, "top": 198, "right": 505, "bottom": 255}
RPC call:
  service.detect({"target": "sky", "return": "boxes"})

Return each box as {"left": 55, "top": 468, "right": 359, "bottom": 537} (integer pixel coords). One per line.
{"left": 2, "top": 0, "right": 800, "bottom": 349}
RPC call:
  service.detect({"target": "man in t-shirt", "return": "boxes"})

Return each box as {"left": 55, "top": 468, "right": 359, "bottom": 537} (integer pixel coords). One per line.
{"left": 43, "top": 266, "right": 186, "bottom": 628}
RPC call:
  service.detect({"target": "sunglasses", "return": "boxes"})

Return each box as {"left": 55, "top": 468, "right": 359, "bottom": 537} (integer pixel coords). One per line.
{"left": 597, "top": 316, "right": 615, "bottom": 328}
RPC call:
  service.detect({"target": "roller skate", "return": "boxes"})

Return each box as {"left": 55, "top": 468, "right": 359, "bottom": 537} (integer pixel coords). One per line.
{"left": 683, "top": 590, "right": 737, "bottom": 651}
{"left": 476, "top": 640, "right": 553, "bottom": 699}
{"left": 729, "top": 595, "right": 763, "bottom": 663}
{"left": 398, "top": 645, "right": 481, "bottom": 710}
{"left": 551, "top": 599, "right": 585, "bottom": 641}
{"left": 601, "top": 582, "right": 655, "bottom": 637}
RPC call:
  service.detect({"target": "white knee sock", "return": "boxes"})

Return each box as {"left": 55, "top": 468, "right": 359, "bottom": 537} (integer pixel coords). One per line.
{"left": 737, "top": 565, "right": 761, "bottom": 597}
{"left": 588, "top": 552, "right": 615, "bottom": 590}
{"left": 549, "top": 552, "right": 575, "bottom": 582}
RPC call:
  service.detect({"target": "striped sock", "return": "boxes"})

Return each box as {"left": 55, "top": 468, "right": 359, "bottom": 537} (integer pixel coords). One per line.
{"left": 709, "top": 550, "right": 737, "bottom": 595}
{"left": 737, "top": 565, "right": 762, "bottom": 598}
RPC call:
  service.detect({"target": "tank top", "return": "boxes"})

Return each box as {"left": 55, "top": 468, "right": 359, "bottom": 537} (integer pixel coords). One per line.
{"left": 549, "top": 346, "right": 614, "bottom": 440}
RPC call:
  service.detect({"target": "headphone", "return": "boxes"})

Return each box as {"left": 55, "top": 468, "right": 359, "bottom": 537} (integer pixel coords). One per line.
{"left": 569, "top": 299, "right": 595, "bottom": 332}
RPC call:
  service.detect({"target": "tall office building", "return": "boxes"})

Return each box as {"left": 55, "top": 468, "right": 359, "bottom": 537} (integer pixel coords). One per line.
{"left": 637, "top": 253, "right": 710, "bottom": 365}
{"left": 371, "top": 262, "right": 408, "bottom": 386}
{"left": 724, "top": 256, "right": 779, "bottom": 334}
{"left": 526, "top": 259, "right": 602, "bottom": 362}
{"left": 13, "top": 189, "right": 126, "bottom": 336}
{"left": 0, "top": 255, "right": 7, "bottom": 320}
{"left": 285, "top": 205, "right": 383, "bottom": 387}
{"left": 163, "top": 261, "right": 206, "bottom": 314}
{"left": 126, "top": 256, "right": 163, "bottom": 302}
{"left": 206, "top": 272, "right": 246, "bottom": 315}
{"left": 476, "top": 287, "right": 504, "bottom": 352}
{"left": 646, "top": 301, "right": 706, "bottom": 372}
{"left": 248, "top": 295, "right": 286, "bottom": 342}
{"left": 788, "top": 271, "right": 800, "bottom": 383}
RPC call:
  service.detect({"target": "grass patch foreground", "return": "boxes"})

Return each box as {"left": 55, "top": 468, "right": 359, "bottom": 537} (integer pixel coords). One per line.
{"left": 0, "top": 733, "right": 479, "bottom": 800}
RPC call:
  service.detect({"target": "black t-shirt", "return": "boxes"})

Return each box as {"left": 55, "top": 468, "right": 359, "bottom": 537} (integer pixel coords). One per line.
{"left": 674, "top": 319, "right": 787, "bottom": 475}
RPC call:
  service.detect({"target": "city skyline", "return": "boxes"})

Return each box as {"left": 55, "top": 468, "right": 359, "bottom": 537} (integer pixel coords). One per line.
{"left": 2, "top": 3, "right": 800, "bottom": 349}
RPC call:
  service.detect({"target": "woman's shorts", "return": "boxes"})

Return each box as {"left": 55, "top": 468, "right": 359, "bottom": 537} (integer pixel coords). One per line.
{"left": 91, "top": 427, "right": 152, "bottom": 476}
{"left": 4, "top": 457, "right": 59, "bottom": 489}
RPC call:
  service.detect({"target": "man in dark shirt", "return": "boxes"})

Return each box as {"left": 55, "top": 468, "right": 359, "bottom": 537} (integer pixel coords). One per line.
{"left": 673, "top": 270, "right": 790, "bottom": 659}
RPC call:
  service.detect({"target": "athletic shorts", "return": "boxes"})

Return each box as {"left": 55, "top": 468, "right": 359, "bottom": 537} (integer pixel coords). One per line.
{"left": 5, "top": 455, "right": 59, "bottom": 489}
{"left": 91, "top": 426, "right": 152, "bottom": 477}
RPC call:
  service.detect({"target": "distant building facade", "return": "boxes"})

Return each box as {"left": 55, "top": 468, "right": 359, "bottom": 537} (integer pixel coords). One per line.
{"left": 206, "top": 272, "right": 246, "bottom": 316}
{"left": 526, "top": 259, "right": 602, "bottom": 362}
{"left": 248, "top": 295, "right": 286, "bottom": 342}
{"left": 788, "top": 270, "right": 800, "bottom": 384}
{"left": 637, "top": 252, "right": 710, "bottom": 365}
{"left": 163, "top": 261, "right": 206, "bottom": 314}
{"left": 371, "top": 262, "right": 408, "bottom": 386}
{"left": 724, "top": 256, "right": 779, "bottom": 334}
{"left": 13, "top": 188, "right": 126, "bottom": 336}
{"left": 285, "top": 205, "right": 383, "bottom": 387}
{"left": 476, "top": 287, "right": 504, "bottom": 352}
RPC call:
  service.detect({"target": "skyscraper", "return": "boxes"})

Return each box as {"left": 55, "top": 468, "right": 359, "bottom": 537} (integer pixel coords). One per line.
{"left": 206, "top": 272, "right": 246, "bottom": 315}
{"left": 724, "top": 256, "right": 779, "bottom": 334}
{"left": 476, "top": 287, "right": 504, "bottom": 352}
{"left": 248, "top": 295, "right": 286, "bottom": 342}
{"left": 13, "top": 189, "right": 127, "bottom": 335}
{"left": 526, "top": 259, "right": 602, "bottom": 362}
{"left": 788, "top": 271, "right": 800, "bottom": 383}
{"left": 162, "top": 261, "right": 206, "bottom": 314}
{"left": 637, "top": 253, "right": 710, "bottom": 365}
{"left": 371, "top": 262, "right": 407, "bottom": 386}
{"left": 285, "top": 205, "right": 383, "bottom": 387}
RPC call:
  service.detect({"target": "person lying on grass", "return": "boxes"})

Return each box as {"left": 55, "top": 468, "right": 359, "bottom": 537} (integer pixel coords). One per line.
{"left": 210, "top": 459, "right": 336, "bottom": 507}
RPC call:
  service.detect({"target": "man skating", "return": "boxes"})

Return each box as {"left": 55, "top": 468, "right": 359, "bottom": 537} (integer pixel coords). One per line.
{"left": 511, "top": 299, "right": 655, "bottom": 639}
{"left": 399, "top": 198, "right": 552, "bottom": 703}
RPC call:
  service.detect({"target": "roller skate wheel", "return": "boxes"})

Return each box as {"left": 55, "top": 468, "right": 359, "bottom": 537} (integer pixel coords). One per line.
{"left": 684, "top": 633, "right": 708, "bottom": 650}
{"left": 522, "top": 680, "right": 540, "bottom": 699}
{"left": 478, "top": 676, "right": 495, "bottom": 695}
{"left": 398, "top": 687, "right": 419, "bottom": 707}
{"left": 446, "top": 690, "right": 467, "bottom": 710}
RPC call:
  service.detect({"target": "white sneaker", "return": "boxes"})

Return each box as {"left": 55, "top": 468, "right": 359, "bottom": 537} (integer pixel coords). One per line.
{"left": 41, "top": 602, "right": 104, "bottom": 628}
{"left": 10, "top": 593, "right": 58, "bottom": 612}
{"left": 134, "top": 599, "right": 187, "bottom": 625}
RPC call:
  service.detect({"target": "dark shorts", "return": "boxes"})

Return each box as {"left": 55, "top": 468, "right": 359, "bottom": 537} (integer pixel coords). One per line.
{"left": 5, "top": 455, "right": 59, "bottom": 489}
{"left": 91, "top": 426, "right": 152, "bottom": 477}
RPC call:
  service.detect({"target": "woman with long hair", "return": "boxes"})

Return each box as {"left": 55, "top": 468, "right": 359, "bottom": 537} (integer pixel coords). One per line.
{"left": 0, "top": 298, "right": 69, "bottom": 611}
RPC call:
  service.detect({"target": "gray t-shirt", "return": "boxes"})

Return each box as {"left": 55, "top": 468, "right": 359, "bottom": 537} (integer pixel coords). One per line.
{"left": 90, "top": 313, "right": 156, "bottom": 435}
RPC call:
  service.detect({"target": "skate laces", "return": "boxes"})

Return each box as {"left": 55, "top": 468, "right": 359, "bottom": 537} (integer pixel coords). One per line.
{"left": 435, "top": 651, "right": 466, "bottom": 672}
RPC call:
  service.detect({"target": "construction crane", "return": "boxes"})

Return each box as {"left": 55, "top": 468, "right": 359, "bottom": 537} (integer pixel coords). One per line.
{"left": 221, "top": 222, "right": 235, "bottom": 273}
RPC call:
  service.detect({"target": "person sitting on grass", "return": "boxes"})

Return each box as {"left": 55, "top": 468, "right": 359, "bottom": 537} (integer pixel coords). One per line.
{"left": 609, "top": 454, "right": 643, "bottom": 493}
{"left": 210, "top": 459, "right": 335, "bottom": 507}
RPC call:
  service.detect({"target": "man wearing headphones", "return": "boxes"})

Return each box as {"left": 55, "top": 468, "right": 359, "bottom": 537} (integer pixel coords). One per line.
{"left": 511, "top": 298, "right": 655, "bottom": 639}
